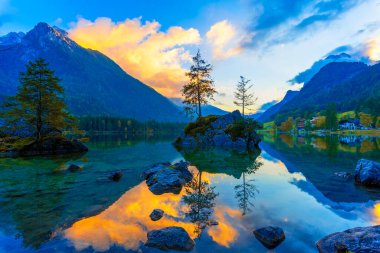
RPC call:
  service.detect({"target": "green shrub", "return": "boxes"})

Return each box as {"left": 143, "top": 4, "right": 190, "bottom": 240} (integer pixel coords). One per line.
{"left": 225, "top": 119, "right": 262, "bottom": 141}
{"left": 184, "top": 115, "right": 220, "bottom": 136}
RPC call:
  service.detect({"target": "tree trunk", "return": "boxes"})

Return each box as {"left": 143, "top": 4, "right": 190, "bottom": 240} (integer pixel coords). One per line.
{"left": 197, "top": 85, "right": 202, "bottom": 118}
{"left": 36, "top": 74, "right": 43, "bottom": 143}
{"left": 243, "top": 172, "right": 246, "bottom": 215}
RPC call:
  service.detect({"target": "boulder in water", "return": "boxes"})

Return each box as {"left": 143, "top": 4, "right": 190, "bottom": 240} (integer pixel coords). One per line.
{"left": 316, "top": 225, "right": 380, "bottom": 253}
{"left": 145, "top": 226, "right": 195, "bottom": 251}
{"left": 142, "top": 161, "right": 192, "bottom": 195}
{"left": 354, "top": 159, "right": 380, "bottom": 187}
{"left": 150, "top": 209, "right": 164, "bottom": 221}
{"left": 109, "top": 172, "right": 123, "bottom": 182}
{"left": 253, "top": 226, "right": 285, "bottom": 249}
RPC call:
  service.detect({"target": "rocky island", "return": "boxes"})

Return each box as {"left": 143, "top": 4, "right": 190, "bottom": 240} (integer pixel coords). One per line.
{"left": 0, "top": 135, "right": 88, "bottom": 157}
{"left": 174, "top": 110, "right": 261, "bottom": 150}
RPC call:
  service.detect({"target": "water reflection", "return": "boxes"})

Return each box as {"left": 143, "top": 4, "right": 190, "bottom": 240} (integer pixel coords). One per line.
{"left": 234, "top": 158, "right": 262, "bottom": 215}
{"left": 0, "top": 134, "right": 380, "bottom": 252}
{"left": 64, "top": 170, "right": 239, "bottom": 251}
{"left": 260, "top": 134, "right": 380, "bottom": 204}
{"left": 0, "top": 135, "right": 181, "bottom": 249}
{"left": 183, "top": 170, "right": 218, "bottom": 237}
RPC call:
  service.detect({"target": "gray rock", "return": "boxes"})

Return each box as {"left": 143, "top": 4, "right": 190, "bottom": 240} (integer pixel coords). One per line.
{"left": 150, "top": 209, "right": 164, "bottom": 221}
{"left": 213, "top": 133, "right": 230, "bottom": 146}
{"left": 253, "top": 226, "right": 285, "bottom": 249}
{"left": 354, "top": 159, "right": 380, "bottom": 186}
{"left": 146, "top": 226, "right": 195, "bottom": 251}
{"left": 181, "top": 136, "right": 197, "bottom": 148}
{"left": 211, "top": 110, "right": 242, "bottom": 129}
{"left": 143, "top": 161, "right": 193, "bottom": 195}
{"left": 316, "top": 225, "right": 380, "bottom": 253}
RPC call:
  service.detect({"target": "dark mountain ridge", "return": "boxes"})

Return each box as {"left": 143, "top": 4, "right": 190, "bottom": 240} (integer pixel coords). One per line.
{"left": 262, "top": 61, "right": 380, "bottom": 122}
{"left": 257, "top": 90, "right": 299, "bottom": 122}
{"left": 0, "top": 22, "right": 184, "bottom": 122}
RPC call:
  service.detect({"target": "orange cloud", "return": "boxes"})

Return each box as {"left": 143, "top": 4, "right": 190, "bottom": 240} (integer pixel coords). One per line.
{"left": 69, "top": 17, "right": 201, "bottom": 97}
{"left": 372, "top": 203, "right": 380, "bottom": 224}
{"left": 366, "top": 37, "right": 380, "bottom": 61}
{"left": 206, "top": 20, "right": 243, "bottom": 60}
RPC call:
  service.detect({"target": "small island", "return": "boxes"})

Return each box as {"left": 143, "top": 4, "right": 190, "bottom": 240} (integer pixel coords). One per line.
{"left": 174, "top": 110, "right": 261, "bottom": 149}
{"left": 0, "top": 58, "right": 87, "bottom": 157}
{"left": 173, "top": 52, "right": 261, "bottom": 151}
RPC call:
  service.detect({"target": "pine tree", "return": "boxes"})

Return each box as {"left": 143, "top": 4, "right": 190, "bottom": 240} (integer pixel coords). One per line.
{"left": 325, "top": 103, "right": 338, "bottom": 130}
{"left": 234, "top": 76, "right": 257, "bottom": 117}
{"left": 1, "top": 58, "right": 77, "bottom": 142}
{"left": 182, "top": 50, "right": 216, "bottom": 118}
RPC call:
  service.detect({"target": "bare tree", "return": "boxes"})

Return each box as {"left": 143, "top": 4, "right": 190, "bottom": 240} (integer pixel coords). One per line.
{"left": 234, "top": 76, "right": 257, "bottom": 117}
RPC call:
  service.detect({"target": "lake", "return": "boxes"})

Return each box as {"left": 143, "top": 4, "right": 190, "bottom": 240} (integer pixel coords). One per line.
{"left": 0, "top": 133, "right": 379, "bottom": 252}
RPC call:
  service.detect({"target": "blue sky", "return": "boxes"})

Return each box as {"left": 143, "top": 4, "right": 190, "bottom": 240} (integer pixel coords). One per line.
{"left": 1, "top": 0, "right": 380, "bottom": 111}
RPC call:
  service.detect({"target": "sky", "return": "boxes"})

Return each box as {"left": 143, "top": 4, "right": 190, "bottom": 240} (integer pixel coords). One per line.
{"left": 1, "top": 0, "right": 380, "bottom": 112}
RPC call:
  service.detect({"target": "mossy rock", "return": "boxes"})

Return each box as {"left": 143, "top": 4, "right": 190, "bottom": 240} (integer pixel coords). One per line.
{"left": 184, "top": 115, "right": 220, "bottom": 136}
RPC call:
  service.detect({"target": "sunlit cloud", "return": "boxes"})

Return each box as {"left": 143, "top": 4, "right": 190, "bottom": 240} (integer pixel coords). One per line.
{"left": 366, "top": 37, "right": 380, "bottom": 61}
{"left": 69, "top": 17, "right": 201, "bottom": 97}
{"left": 206, "top": 20, "right": 244, "bottom": 60}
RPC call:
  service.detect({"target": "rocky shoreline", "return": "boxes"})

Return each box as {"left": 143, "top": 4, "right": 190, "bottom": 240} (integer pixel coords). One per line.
{"left": 0, "top": 136, "right": 88, "bottom": 157}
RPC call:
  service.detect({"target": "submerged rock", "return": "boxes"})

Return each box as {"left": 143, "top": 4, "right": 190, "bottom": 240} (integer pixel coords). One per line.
{"left": 253, "top": 226, "right": 285, "bottom": 249}
{"left": 17, "top": 137, "right": 88, "bottom": 157}
{"left": 68, "top": 164, "right": 81, "bottom": 172}
{"left": 109, "top": 172, "right": 123, "bottom": 182}
{"left": 334, "top": 172, "right": 353, "bottom": 179}
{"left": 316, "top": 225, "right": 380, "bottom": 253}
{"left": 142, "top": 161, "right": 193, "bottom": 195}
{"left": 150, "top": 209, "right": 164, "bottom": 221}
{"left": 145, "top": 226, "right": 195, "bottom": 251}
{"left": 354, "top": 159, "right": 380, "bottom": 187}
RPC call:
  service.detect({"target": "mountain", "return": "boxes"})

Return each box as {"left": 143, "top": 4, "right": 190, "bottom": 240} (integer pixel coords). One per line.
{"left": 265, "top": 61, "right": 380, "bottom": 122}
{"left": 0, "top": 22, "right": 184, "bottom": 122}
{"left": 289, "top": 53, "right": 360, "bottom": 85}
{"left": 257, "top": 90, "right": 299, "bottom": 122}
{"left": 169, "top": 98, "right": 229, "bottom": 116}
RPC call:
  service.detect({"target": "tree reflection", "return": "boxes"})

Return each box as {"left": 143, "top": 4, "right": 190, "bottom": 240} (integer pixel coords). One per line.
{"left": 234, "top": 155, "right": 262, "bottom": 215}
{"left": 182, "top": 171, "right": 218, "bottom": 237}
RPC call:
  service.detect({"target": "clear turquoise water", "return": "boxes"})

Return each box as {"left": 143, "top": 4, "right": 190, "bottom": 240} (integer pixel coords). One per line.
{"left": 0, "top": 134, "right": 379, "bottom": 253}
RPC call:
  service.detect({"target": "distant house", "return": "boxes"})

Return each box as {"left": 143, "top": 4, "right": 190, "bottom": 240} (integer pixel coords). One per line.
{"left": 310, "top": 117, "right": 317, "bottom": 127}
{"left": 338, "top": 119, "right": 361, "bottom": 130}
{"left": 296, "top": 119, "right": 305, "bottom": 130}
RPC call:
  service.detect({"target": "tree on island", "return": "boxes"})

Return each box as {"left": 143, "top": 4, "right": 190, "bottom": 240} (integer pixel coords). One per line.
{"left": 234, "top": 76, "right": 257, "bottom": 118}
{"left": 182, "top": 50, "right": 216, "bottom": 118}
{"left": 1, "top": 58, "right": 78, "bottom": 143}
